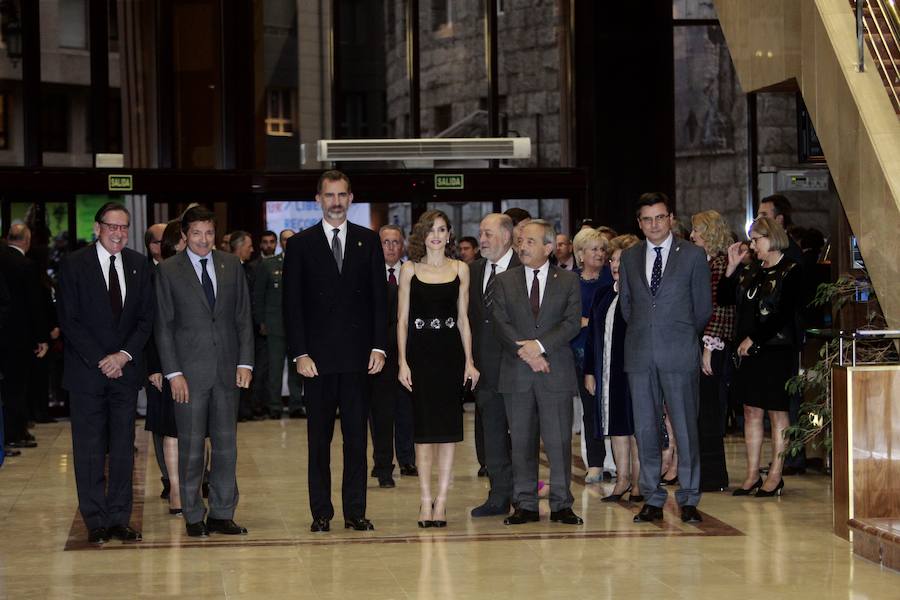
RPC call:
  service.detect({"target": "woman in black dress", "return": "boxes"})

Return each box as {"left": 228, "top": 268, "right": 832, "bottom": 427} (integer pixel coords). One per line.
{"left": 720, "top": 217, "right": 801, "bottom": 498}
{"left": 398, "top": 210, "right": 479, "bottom": 527}
{"left": 144, "top": 219, "right": 184, "bottom": 514}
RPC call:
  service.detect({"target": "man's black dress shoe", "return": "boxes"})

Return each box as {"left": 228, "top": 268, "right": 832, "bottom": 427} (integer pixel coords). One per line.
{"left": 477, "top": 465, "right": 488, "bottom": 477}
{"left": 207, "top": 518, "right": 248, "bottom": 535}
{"left": 24, "top": 432, "right": 35, "bottom": 442}
{"left": 378, "top": 476, "right": 396, "bottom": 488}
{"left": 503, "top": 508, "right": 540, "bottom": 525}
{"left": 680, "top": 505, "right": 702, "bottom": 523}
{"left": 186, "top": 521, "right": 209, "bottom": 537}
{"left": 550, "top": 508, "right": 584, "bottom": 525}
{"left": 310, "top": 517, "right": 330, "bottom": 532}
{"left": 344, "top": 517, "right": 375, "bottom": 531}
{"left": 160, "top": 477, "right": 171, "bottom": 500}
{"left": 3, "top": 449, "right": 21, "bottom": 457}
{"left": 633, "top": 504, "right": 664, "bottom": 523}
{"left": 399, "top": 464, "right": 418, "bottom": 477}
{"left": 108, "top": 525, "right": 142, "bottom": 541}
{"left": 88, "top": 528, "right": 109, "bottom": 544}
{"left": 471, "top": 501, "right": 510, "bottom": 517}
{"left": 6, "top": 440, "right": 37, "bottom": 449}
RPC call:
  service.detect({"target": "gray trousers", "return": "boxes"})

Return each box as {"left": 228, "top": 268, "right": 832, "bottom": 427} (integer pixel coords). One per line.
{"left": 476, "top": 388, "right": 513, "bottom": 507}
{"left": 503, "top": 386, "right": 574, "bottom": 512}
{"left": 174, "top": 381, "right": 240, "bottom": 524}
{"left": 628, "top": 368, "right": 701, "bottom": 508}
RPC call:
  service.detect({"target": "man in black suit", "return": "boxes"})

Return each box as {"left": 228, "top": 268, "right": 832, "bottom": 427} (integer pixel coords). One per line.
{"left": 369, "top": 224, "right": 416, "bottom": 489}
{"left": 56, "top": 203, "right": 155, "bottom": 544}
{"left": 469, "top": 213, "right": 519, "bottom": 517}
{"left": 283, "top": 170, "right": 388, "bottom": 532}
{"left": 0, "top": 225, "right": 49, "bottom": 450}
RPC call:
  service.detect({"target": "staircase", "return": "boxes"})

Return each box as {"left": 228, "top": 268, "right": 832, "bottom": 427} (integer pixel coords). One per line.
{"left": 851, "top": 0, "right": 900, "bottom": 113}
{"left": 715, "top": 0, "right": 900, "bottom": 330}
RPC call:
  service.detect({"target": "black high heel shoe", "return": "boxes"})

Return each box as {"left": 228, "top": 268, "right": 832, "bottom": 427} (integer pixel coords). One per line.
{"left": 660, "top": 475, "right": 678, "bottom": 486}
{"left": 418, "top": 503, "right": 434, "bottom": 528}
{"left": 629, "top": 493, "right": 645, "bottom": 503}
{"left": 732, "top": 477, "right": 763, "bottom": 496}
{"left": 754, "top": 478, "right": 784, "bottom": 497}
{"left": 169, "top": 508, "right": 183, "bottom": 516}
{"left": 432, "top": 500, "right": 447, "bottom": 528}
{"left": 600, "top": 484, "right": 632, "bottom": 503}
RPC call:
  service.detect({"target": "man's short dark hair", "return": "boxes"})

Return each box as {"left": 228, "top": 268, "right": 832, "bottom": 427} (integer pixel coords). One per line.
{"left": 317, "top": 169, "right": 352, "bottom": 194}
{"left": 503, "top": 207, "right": 532, "bottom": 226}
{"left": 180, "top": 205, "right": 216, "bottom": 234}
{"left": 94, "top": 202, "right": 130, "bottom": 224}
{"left": 634, "top": 192, "right": 672, "bottom": 217}
{"left": 761, "top": 194, "right": 793, "bottom": 227}
{"left": 459, "top": 236, "right": 479, "bottom": 248}
{"left": 261, "top": 230, "right": 277, "bottom": 240}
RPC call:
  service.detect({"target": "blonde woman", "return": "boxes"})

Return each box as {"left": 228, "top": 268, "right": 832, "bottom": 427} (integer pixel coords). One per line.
{"left": 690, "top": 210, "right": 735, "bottom": 491}
{"left": 398, "top": 210, "right": 479, "bottom": 527}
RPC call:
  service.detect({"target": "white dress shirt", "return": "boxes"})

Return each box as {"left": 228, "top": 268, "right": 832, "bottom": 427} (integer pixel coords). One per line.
{"left": 321, "top": 219, "right": 348, "bottom": 260}
{"left": 524, "top": 259, "right": 551, "bottom": 305}
{"left": 385, "top": 260, "right": 402, "bottom": 281}
{"left": 644, "top": 232, "right": 674, "bottom": 287}
{"left": 96, "top": 242, "right": 127, "bottom": 304}
{"left": 186, "top": 247, "right": 217, "bottom": 296}
{"left": 558, "top": 256, "right": 575, "bottom": 271}
{"left": 96, "top": 242, "right": 132, "bottom": 361}
{"left": 483, "top": 246, "right": 515, "bottom": 293}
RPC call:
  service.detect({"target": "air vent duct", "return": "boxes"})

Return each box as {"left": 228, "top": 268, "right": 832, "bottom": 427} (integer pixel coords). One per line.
{"left": 317, "top": 138, "right": 531, "bottom": 162}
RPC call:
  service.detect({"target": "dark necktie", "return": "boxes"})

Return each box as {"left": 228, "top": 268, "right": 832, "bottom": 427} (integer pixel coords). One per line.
{"left": 332, "top": 228, "right": 343, "bottom": 274}
{"left": 388, "top": 267, "right": 397, "bottom": 285}
{"left": 200, "top": 258, "right": 216, "bottom": 310}
{"left": 529, "top": 269, "right": 541, "bottom": 319}
{"left": 108, "top": 255, "right": 122, "bottom": 321}
{"left": 484, "top": 263, "right": 498, "bottom": 308}
{"left": 650, "top": 246, "right": 663, "bottom": 296}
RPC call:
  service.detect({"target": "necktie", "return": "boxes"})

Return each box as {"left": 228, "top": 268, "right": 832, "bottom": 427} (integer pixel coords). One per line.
{"left": 108, "top": 255, "right": 122, "bottom": 321}
{"left": 650, "top": 247, "right": 663, "bottom": 296}
{"left": 331, "top": 228, "right": 343, "bottom": 274}
{"left": 200, "top": 258, "right": 216, "bottom": 310}
{"left": 529, "top": 269, "right": 541, "bottom": 319}
{"left": 484, "top": 263, "right": 498, "bottom": 308}
{"left": 388, "top": 267, "right": 397, "bottom": 285}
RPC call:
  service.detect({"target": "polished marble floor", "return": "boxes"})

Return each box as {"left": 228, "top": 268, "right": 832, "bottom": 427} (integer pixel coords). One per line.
{"left": 0, "top": 414, "right": 897, "bottom": 599}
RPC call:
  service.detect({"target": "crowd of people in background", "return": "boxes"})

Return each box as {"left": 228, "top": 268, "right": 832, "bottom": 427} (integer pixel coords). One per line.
{"left": 0, "top": 172, "right": 831, "bottom": 542}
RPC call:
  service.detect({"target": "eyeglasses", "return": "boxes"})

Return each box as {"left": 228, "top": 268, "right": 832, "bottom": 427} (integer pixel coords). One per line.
{"left": 639, "top": 214, "right": 670, "bottom": 226}
{"left": 749, "top": 235, "right": 767, "bottom": 244}
{"left": 100, "top": 221, "right": 130, "bottom": 232}
{"left": 149, "top": 240, "right": 162, "bottom": 245}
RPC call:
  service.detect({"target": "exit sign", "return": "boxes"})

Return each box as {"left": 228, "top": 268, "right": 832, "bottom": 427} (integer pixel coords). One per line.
{"left": 108, "top": 174, "right": 133, "bottom": 192}
{"left": 434, "top": 174, "right": 464, "bottom": 190}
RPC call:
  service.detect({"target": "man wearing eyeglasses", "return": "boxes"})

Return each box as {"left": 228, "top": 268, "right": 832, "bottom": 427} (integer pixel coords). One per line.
{"left": 617, "top": 192, "right": 712, "bottom": 525}
{"left": 57, "top": 202, "right": 155, "bottom": 544}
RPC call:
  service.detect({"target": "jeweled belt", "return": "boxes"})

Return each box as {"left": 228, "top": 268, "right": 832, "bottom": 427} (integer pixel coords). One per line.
{"left": 413, "top": 317, "right": 456, "bottom": 330}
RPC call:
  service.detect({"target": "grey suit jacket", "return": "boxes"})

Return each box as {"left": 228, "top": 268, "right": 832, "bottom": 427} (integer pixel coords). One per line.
{"left": 154, "top": 250, "right": 255, "bottom": 391}
{"left": 468, "top": 252, "right": 521, "bottom": 392}
{"left": 492, "top": 264, "right": 582, "bottom": 394}
{"left": 618, "top": 237, "right": 712, "bottom": 373}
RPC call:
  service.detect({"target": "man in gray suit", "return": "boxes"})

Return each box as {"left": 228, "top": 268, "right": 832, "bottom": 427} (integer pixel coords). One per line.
{"left": 618, "top": 192, "right": 712, "bottom": 524}
{"left": 155, "top": 206, "right": 255, "bottom": 537}
{"left": 492, "top": 220, "right": 583, "bottom": 526}
{"left": 469, "top": 213, "right": 520, "bottom": 517}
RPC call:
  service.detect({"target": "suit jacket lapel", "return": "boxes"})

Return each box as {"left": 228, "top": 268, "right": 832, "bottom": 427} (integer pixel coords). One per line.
{"left": 342, "top": 224, "right": 356, "bottom": 275}
{"left": 538, "top": 265, "right": 561, "bottom": 323}
{"left": 658, "top": 239, "right": 683, "bottom": 292}
{"left": 121, "top": 251, "right": 136, "bottom": 314}
{"left": 472, "top": 259, "right": 485, "bottom": 305}
{"left": 88, "top": 243, "right": 114, "bottom": 320}
{"left": 214, "top": 251, "right": 229, "bottom": 317}
{"left": 635, "top": 242, "right": 651, "bottom": 295}
{"left": 178, "top": 252, "right": 212, "bottom": 313}
{"left": 317, "top": 220, "right": 343, "bottom": 276}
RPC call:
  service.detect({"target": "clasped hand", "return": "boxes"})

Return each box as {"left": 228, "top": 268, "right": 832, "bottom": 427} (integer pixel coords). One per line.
{"left": 516, "top": 340, "right": 549, "bottom": 373}
{"left": 98, "top": 352, "right": 128, "bottom": 379}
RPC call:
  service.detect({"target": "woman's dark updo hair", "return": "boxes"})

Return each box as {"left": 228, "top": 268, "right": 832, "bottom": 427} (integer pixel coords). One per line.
{"left": 160, "top": 219, "right": 183, "bottom": 260}
{"left": 407, "top": 209, "right": 453, "bottom": 262}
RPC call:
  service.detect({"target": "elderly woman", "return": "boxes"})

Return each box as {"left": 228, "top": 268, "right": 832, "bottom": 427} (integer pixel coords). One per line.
{"left": 690, "top": 210, "right": 735, "bottom": 492}
{"left": 720, "top": 217, "right": 801, "bottom": 497}
{"left": 570, "top": 228, "right": 613, "bottom": 483}
{"left": 584, "top": 234, "right": 642, "bottom": 501}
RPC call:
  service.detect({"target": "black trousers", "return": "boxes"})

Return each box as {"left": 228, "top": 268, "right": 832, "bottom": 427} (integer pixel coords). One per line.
{"left": 27, "top": 354, "right": 50, "bottom": 422}
{"left": 1, "top": 356, "right": 29, "bottom": 442}
{"left": 305, "top": 372, "right": 369, "bottom": 520}
{"left": 476, "top": 388, "right": 513, "bottom": 506}
{"left": 698, "top": 347, "right": 729, "bottom": 490}
{"left": 70, "top": 385, "right": 137, "bottom": 530}
{"left": 369, "top": 369, "right": 415, "bottom": 477}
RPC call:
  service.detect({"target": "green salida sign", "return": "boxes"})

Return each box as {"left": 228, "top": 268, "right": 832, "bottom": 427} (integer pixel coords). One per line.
{"left": 434, "top": 174, "right": 464, "bottom": 190}
{"left": 108, "top": 174, "right": 133, "bottom": 192}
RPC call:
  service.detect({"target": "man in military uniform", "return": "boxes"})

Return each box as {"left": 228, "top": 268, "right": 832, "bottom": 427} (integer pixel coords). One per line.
{"left": 253, "top": 229, "right": 304, "bottom": 419}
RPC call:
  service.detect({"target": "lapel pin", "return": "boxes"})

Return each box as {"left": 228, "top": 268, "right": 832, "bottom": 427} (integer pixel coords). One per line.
{"left": 358, "top": 241, "right": 362, "bottom": 247}
{"left": 132, "top": 269, "right": 136, "bottom": 274}
{"left": 553, "top": 273, "right": 558, "bottom": 278}
{"left": 675, "top": 246, "right": 681, "bottom": 252}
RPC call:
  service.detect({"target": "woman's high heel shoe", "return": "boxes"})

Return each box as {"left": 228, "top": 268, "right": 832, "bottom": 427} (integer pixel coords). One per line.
{"left": 732, "top": 477, "right": 763, "bottom": 496}
{"left": 432, "top": 500, "right": 447, "bottom": 528}
{"left": 418, "top": 503, "right": 434, "bottom": 528}
{"left": 600, "top": 484, "right": 632, "bottom": 503}
{"left": 660, "top": 475, "right": 678, "bottom": 486}
{"left": 754, "top": 478, "right": 784, "bottom": 497}
{"left": 169, "top": 508, "right": 183, "bottom": 516}
{"left": 629, "top": 493, "right": 645, "bottom": 503}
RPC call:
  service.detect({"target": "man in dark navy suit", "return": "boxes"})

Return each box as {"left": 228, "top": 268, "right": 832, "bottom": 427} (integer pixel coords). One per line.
{"left": 283, "top": 170, "right": 387, "bottom": 533}
{"left": 57, "top": 202, "right": 155, "bottom": 544}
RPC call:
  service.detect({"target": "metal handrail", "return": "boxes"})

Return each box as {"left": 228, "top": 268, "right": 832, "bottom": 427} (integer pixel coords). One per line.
{"left": 837, "top": 329, "right": 900, "bottom": 366}
{"left": 854, "top": 0, "right": 900, "bottom": 111}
